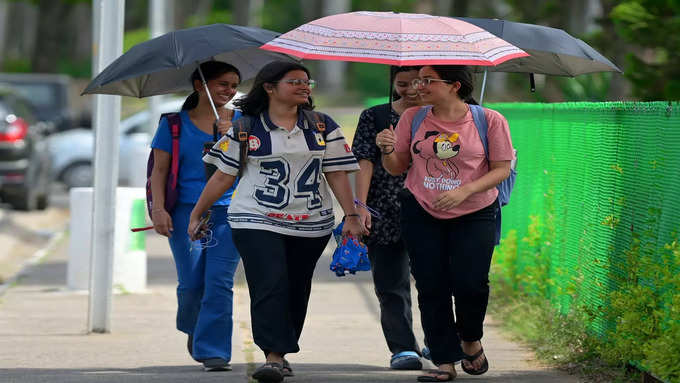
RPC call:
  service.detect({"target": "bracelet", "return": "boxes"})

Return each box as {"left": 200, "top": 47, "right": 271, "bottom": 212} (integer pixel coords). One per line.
{"left": 344, "top": 214, "right": 360, "bottom": 219}
{"left": 381, "top": 147, "right": 395, "bottom": 155}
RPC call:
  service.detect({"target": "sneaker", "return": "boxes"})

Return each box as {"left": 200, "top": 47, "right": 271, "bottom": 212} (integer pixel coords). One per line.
{"left": 390, "top": 351, "right": 422, "bottom": 370}
{"left": 202, "top": 358, "right": 232, "bottom": 372}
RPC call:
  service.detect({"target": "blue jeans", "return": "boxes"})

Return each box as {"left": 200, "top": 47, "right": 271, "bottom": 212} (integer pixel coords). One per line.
{"left": 168, "top": 203, "right": 240, "bottom": 362}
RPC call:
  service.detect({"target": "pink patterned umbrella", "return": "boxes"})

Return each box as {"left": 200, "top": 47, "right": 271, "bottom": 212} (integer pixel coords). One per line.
{"left": 261, "top": 11, "right": 528, "bottom": 66}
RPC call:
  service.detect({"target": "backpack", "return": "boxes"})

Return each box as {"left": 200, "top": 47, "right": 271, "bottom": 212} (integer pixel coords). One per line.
{"left": 146, "top": 113, "right": 181, "bottom": 217}
{"left": 231, "top": 109, "right": 327, "bottom": 177}
{"left": 410, "top": 104, "right": 517, "bottom": 245}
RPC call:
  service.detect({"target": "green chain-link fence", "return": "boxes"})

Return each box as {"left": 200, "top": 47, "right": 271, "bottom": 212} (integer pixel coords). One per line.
{"left": 488, "top": 102, "right": 680, "bottom": 381}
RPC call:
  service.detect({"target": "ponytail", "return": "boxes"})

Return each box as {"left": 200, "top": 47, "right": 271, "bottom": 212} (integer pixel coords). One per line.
{"left": 181, "top": 91, "right": 199, "bottom": 110}
{"left": 465, "top": 96, "right": 479, "bottom": 105}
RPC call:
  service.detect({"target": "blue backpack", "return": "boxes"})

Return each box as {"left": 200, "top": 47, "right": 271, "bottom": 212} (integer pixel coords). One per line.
{"left": 410, "top": 104, "right": 517, "bottom": 245}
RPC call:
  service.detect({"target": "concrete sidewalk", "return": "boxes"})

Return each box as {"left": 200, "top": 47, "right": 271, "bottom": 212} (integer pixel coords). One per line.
{"left": 0, "top": 231, "right": 580, "bottom": 382}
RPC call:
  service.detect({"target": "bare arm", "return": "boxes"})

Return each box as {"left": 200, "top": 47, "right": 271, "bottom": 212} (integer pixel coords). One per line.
{"left": 433, "top": 160, "right": 511, "bottom": 210}
{"left": 188, "top": 171, "right": 236, "bottom": 238}
{"left": 325, "top": 170, "right": 367, "bottom": 237}
{"left": 376, "top": 125, "right": 411, "bottom": 175}
{"left": 355, "top": 159, "right": 373, "bottom": 229}
{"left": 150, "top": 149, "right": 173, "bottom": 236}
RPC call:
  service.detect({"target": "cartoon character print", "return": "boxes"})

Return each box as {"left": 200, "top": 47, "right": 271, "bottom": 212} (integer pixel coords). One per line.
{"left": 412, "top": 131, "right": 461, "bottom": 178}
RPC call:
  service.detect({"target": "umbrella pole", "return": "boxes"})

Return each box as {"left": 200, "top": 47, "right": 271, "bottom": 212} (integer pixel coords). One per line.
{"left": 479, "top": 69, "right": 488, "bottom": 105}
{"left": 197, "top": 63, "right": 220, "bottom": 141}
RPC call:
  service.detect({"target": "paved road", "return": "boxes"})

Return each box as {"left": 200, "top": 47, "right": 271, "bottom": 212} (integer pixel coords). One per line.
{"left": 0, "top": 227, "right": 581, "bottom": 382}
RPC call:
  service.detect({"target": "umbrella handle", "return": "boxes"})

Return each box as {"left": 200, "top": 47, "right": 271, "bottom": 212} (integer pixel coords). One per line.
{"left": 197, "top": 62, "right": 221, "bottom": 122}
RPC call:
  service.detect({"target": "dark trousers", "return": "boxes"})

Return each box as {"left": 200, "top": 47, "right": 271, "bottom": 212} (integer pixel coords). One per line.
{"left": 231, "top": 228, "right": 330, "bottom": 355}
{"left": 367, "top": 241, "right": 420, "bottom": 355}
{"left": 400, "top": 190, "right": 497, "bottom": 366}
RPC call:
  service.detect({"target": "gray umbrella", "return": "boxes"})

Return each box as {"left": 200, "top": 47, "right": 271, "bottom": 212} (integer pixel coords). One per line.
{"left": 82, "top": 23, "right": 296, "bottom": 99}
{"left": 454, "top": 17, "right": 622, "bottom": 76}
{"left": 453, "top": 17, "right": 622, "bottom": 103}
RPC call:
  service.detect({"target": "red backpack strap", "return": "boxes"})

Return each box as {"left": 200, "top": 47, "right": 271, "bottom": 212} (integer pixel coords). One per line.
{"left": 163, "top": 113, "right": 181, "bottom": 189}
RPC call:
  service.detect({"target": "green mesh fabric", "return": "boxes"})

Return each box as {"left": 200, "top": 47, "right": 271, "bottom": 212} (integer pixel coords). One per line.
{"left": 488, "top": 102, "right": 680, "bottom": 337}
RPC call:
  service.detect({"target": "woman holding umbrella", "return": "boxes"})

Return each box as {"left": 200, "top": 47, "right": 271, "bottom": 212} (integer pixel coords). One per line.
{"left": 352, "top": 65, "right": 426, "bottom": 370}
{"left": 150, "top": 60, "right": 242, "bottom": 371}
{"left": 378, "top": 65, "right": 515, "bottom": 382}
{"left": 188, "top": 60, "right": 366, "bottom": 383}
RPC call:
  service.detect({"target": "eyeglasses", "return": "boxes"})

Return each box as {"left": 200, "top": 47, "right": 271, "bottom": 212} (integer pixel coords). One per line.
{"left": 279, "top": 79, "right": 317, "bottom": 89}
{"left": 411, "top": 78, "right": 453, "bottom": 89}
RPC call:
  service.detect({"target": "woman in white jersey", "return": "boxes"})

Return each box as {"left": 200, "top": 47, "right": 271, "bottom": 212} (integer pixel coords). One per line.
{"left": 188, "top": 61, "right": 366, "bottom": 383}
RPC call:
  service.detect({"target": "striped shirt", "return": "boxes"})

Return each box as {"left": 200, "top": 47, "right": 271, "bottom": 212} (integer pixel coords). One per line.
{"left": 203, "top": 109, "right": 359, "bottom": 237}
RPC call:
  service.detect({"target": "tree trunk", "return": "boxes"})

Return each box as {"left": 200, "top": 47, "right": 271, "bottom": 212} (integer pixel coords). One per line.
{"left": 0, "top": 0, "right": 8, "bottom": 69}
{"left": 318, "top": 0, "right": 349, "bottom": 94}
{"left": 31, "top": 0, "right": 74, "bottom": 73}
{"left": 233, "top": 0, "right": 262, "bottom": 26}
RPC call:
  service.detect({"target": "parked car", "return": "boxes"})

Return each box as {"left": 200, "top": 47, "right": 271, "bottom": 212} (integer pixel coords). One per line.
{"left": 48, "top": 93, "right": 243, "bottom": 189}
{"left": 0, "top": 73, "right": 76, "bottom": 132}
{"left": 0, "top": 87, "right": 53, "bottom": 210}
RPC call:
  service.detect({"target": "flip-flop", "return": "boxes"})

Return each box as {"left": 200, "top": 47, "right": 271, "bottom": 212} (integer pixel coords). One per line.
{"left": 282, "top": 358, "right": 294, "bottom": 377}
{"left": 391, "top": 351, "right": 422, "bottom": 370}
{"left": 461, "top": 346, "right": 488, "bottom": 376}
{"left": 417, "top": 369, "right": 455, "bottom": 382}
{"left": 252, "top": 362, "right": 284, "bottom": 383}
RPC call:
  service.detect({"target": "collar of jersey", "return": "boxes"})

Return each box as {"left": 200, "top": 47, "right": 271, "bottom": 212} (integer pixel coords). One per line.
{"left": 260, "top": 109, "right": 308, "bottom": 132}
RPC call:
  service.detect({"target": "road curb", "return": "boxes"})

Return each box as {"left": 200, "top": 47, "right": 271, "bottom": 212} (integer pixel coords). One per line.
{"left": 0, "top": 229, "right": 67, "bottom": 297}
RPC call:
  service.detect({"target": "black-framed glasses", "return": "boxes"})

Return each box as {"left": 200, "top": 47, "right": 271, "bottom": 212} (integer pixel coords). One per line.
{"left": 411, "top": 78, "right": 453, "bottom": 89}
{"left": 278, "top": 79, "right": 317, "bottom": 89}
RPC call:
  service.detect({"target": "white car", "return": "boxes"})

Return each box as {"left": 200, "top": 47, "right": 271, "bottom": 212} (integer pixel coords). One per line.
{"left": 48, "top": 94, "right": 243, "bottom": 188}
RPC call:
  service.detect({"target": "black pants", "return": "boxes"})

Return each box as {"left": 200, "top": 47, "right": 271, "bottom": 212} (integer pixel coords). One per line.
{"left": 231, "top": 228, "right": 330, "bottom": 355}
{"left": 367, "top": 240, "right": 420, "bottom": 355}
{"left": 400, "top": 190, "right": 497, "bottom": 366}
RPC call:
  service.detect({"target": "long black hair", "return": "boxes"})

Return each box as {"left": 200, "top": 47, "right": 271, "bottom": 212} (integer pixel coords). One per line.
{"left": 233, "top": 60, "right": 314, "bottom": 116}
{"left": 429, "top": 65, "right": 478, "bottom": 105}
{"left": 181, "top": 61, "right": 241, "bottom": 110}
{"left": 390, "top": 65, "right": 421, "bottom": 100}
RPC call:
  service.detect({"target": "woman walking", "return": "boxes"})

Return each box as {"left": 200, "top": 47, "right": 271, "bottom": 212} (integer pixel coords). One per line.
{"left": 189, "top": 60, "right": 366, "bottom": 383}
{"left": 377, "top": 65, "right": 515, "bottom": 382}
{"left": 352, "top": 66, "right": 425, "bottom": 370}
{"left": 150, "top": 61, "right": 242, "bottom": 371}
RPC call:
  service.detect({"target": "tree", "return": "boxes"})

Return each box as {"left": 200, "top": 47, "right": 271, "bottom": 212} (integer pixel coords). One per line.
{"left": 610, "top": 0, "right": 680, "bottom": 100}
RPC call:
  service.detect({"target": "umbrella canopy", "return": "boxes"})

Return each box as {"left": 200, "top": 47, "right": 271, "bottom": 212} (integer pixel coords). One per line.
{"left": 82, "top": 24, "right": 296, "bottom": 98}
{"left": 261, "top": 11, "right": 528, "bottom": 66}
{"left": 454, "top": 17, "right": 621, "bottom": 76}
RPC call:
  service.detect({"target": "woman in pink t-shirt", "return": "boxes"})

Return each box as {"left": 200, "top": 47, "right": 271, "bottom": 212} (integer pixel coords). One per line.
{"left": 377, "top": 65, "right": 514, "bottom": 382}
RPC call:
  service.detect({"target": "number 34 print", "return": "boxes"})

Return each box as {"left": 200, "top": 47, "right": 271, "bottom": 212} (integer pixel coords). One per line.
{"left": 254, "top": 157, "right": 322, "bottom": 210}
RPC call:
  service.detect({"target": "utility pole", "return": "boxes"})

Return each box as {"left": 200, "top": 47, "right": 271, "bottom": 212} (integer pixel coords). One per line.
{"left": 88, "top": 0, "right": 125, "bottom": 334}
{"left": 148, "top": 0, "right": 165, "bottom": 134}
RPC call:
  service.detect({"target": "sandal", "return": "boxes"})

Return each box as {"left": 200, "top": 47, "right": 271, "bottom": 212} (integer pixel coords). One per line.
{"left": 461, "top": 346, "right": 488, "bottom": 376}
{"left": 252, "top": 362, "right": 284, "bottom": 383}
{"left": 417, "top": 369, "right": 455, "bottom": 382}
{"left": 282, "top": 358, "right": 294, "bottom": 377}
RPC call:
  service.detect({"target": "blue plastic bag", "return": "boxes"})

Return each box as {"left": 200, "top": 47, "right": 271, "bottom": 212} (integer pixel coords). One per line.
{"left": 329, "top": 221, "right": 370, "bottom": 277}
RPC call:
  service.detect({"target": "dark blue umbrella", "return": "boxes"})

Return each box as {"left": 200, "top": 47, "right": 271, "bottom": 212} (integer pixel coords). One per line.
{"left": 454, "top": 17, "right": 621, "bottom": 76}
{"left": 82, "top": 24, "right": 296, "bottom": 99}
{"left": 453, "top": 17, "right": 622, "bottom": 103}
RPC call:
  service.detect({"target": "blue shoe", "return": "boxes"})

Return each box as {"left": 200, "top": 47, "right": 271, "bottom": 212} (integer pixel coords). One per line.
{"left": 390, "top": 351, "right": 422, "bottom": 370}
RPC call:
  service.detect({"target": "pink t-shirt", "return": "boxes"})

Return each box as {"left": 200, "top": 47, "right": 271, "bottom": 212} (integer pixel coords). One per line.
{"left": 394, "top": 105, "right": 515, "bottom": 219}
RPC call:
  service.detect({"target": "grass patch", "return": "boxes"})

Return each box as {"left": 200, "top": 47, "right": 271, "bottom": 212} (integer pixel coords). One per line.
{"left": 488, "top": 285, "right": 641, "bottom": 383}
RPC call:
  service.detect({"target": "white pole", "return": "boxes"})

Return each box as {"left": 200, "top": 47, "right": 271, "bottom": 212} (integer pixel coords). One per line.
{"left": 88, "top": 0, "right": 125, "bottom": 334}
{"left": 148, "top": 0, "right": 165, "bottom": 133}
{"left": 479, "top": 69, "right": 488, "bottom": 105}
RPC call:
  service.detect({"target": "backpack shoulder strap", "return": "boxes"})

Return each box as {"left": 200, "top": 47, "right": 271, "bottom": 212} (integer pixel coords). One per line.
{"left": 162, "top": 112, "right": 181, "bottom": 188}
{"left": 234, "top": 115, "right": 254, "bottom": 178}
{"left": 410, "top": 106, "right": 432, "bottom": 140}
{"left": 469, "top": 104, "right": 489, "bottom": 160}
{"left": 301, "top": 109, "right": 327, "bottom": 139}
{"left": 372, "top": 103, "right": 392, "bottom": 133}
